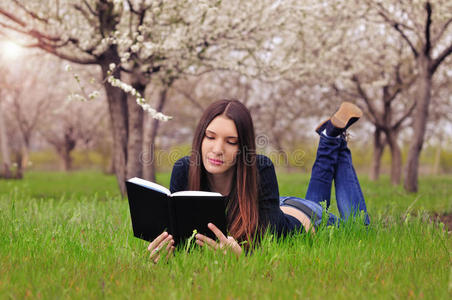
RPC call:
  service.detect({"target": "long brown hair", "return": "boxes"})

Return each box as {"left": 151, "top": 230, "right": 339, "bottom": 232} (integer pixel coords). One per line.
{"left": 188, "top": 99, "right": 259, "bottom": 242}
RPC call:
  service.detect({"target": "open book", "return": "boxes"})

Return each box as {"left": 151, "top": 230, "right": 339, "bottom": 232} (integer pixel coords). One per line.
{"left": 125, "top": 177, "right": 228, "bottom": 246}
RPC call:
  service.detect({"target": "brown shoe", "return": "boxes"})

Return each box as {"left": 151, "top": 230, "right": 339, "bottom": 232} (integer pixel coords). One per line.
{"left": 315, "top": 102, "right": 362, "bottom": 136}
{"left": 330, "top": 102, "right": 362, "bottom": 129}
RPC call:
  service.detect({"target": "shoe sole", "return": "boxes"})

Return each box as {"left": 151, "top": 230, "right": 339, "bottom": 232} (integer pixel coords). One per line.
{"left": 315, "top": 118, "right": 330, "bottom": 133}
{"left": 330, "top": 102, "right": 362, "bottom": 129}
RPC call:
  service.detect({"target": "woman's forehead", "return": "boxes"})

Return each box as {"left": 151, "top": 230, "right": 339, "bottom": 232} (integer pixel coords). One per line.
{"left": 206, "top": 115, "right": 238, "bottom": 137}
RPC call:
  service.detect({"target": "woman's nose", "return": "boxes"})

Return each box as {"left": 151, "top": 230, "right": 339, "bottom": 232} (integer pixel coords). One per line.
{"left": 212, "top": 140, "right": 224, "bottom": 154}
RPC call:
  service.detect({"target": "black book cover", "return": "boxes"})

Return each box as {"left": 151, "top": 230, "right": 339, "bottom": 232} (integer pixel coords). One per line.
{"left": 125, "top": 179, "right": 228, "bottom": 246}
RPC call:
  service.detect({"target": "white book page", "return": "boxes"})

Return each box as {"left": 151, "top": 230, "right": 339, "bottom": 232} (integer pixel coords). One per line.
{"left": 171, "top": 191, "right": 222, "bottom": 197}
{"left": 127, "top": 177, "right": 170, "bottom": 196}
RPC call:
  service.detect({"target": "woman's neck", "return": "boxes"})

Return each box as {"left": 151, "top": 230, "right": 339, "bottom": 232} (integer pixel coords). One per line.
{"left": 207, "top": 169, "right": 234, "bottom": 196}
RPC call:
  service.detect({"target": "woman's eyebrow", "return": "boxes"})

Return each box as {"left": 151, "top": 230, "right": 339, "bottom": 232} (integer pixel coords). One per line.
{"left": 206, "top": 129, "right": 237, "bottom": 139}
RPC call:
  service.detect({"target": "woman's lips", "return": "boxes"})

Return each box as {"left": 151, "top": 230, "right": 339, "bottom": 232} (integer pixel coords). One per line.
{"left": 208, "top": 158, "right": 224, "bottom": 166}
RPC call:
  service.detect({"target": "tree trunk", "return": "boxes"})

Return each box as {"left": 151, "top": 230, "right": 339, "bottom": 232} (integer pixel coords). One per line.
{"left": 60, "top": 149, "right": 72, "bottom": 171}
{"left": 0, "top": 99, "right": 12, "bottom": 178}
{"left": 404, "top": 56, "right": 432, "bottom": 193}
{"left": 56, "top": 129, "right": 77, "bottom": 172}
{"left": 14, "top": 152, "right": 23, "bottom": 179}
{"left": 143, "top": 88, "right": 168, "bottom": 182}
{"left": 126, "top": 77, "right": 145, "bottom": 180}
{"left": 432, "top": 144, "right": 441, "bottom": 175}
{"left": 386, "top": 130, "right": 402, "bottom": 185}
{"left": 100, "top": 49, "right": 129, "bottom": 196}
{"left": 370, "top": 127, "right": 386, "bottom": 181}
{"left": 21, "top": 145, "right": 29, "bottom": 172}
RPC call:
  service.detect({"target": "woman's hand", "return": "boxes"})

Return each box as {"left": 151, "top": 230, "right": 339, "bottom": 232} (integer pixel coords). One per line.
{"left": 147, "top": 232, "right": 175, "bottom": 264}
{"left": 195, "top": 223, "right": 242, "bottom": 257}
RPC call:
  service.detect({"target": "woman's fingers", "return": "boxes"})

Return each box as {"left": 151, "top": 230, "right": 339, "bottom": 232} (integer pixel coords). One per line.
{"left": 147, "top": 231, "right": 168, "bottom": 251}
{"left": 165, "top": 238, "right": 174, "bottom": 252}
{"left": 195, "top": 229, "right": 242, "bottom": 257}
{"left": 149, "top": 234, "right": 174, "bottom": 262}
{"left": 227, "top": 236, "right": 243, "bottom": 256}
{"left": 195, "top": 233, "right": 218, "bottom": 249}
{"left": 207, "top": 223, "right": 228, "bottom": 243}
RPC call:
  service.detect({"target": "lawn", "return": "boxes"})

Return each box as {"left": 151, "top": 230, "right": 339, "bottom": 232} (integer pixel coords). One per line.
{"left": 0, "top": 171, "right": 450, "bottom": 299}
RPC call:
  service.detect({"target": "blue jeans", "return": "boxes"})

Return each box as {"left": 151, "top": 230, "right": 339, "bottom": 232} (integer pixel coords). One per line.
{"left": 280, "top": 134, "right": 370, "bottom": 227}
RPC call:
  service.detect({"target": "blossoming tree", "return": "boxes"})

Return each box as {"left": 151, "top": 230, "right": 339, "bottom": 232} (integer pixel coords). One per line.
{"left": 0, "top": 0, "right": 298, "bottom": 194}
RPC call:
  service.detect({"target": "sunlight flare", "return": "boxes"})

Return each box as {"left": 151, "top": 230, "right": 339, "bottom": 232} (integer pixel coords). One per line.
{"left": 1, "top": 40, "right": 22, "bottom": 59}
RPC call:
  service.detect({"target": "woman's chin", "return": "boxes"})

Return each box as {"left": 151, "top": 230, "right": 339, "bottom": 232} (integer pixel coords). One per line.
{"left": 204, "top": 163, "right": 230, "bottom": 175}
{"left": 205, "top": 166, "right": 226, "bottom": 175}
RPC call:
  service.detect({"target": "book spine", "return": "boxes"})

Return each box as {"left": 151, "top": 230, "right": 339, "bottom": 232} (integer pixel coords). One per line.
{"left": 168, "top": 196, "right": 178, "bottom": 243}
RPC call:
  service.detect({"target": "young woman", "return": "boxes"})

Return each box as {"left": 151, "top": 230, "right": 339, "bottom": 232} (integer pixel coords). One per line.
{"left": 147, "top": 100, "right": 370, "bottom": 261}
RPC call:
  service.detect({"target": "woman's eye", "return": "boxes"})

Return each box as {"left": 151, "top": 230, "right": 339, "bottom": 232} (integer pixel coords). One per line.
{"left": 205, "top": 136, "right": 214, "bottom": 140}
{"left": 228, "top": 141, "right": 238, "bottom": 145}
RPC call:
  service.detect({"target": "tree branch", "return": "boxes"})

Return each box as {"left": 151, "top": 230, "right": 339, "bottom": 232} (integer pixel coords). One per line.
{"left": 83, "top": 0, "right": 98, "bottom": 16}
{"left": 392, "top": 101, "right": 416, "bottom": 130}
{"left": 424, "top": 2, "right": 432, "bottom": 56}
{"left": 352, "top": 75, "right": 381, "bottom": 126}
{"left": 387, "top": 86, "right": 401, "bottom": 105}
{"left": 126, "top": 0, "right": 140, "bottom": 15}
{"left": 12, "top": 0, "right": 49, "bottom": 24}
{"left": 173, "top": 85, "right": 204, "bottom": 112}
{"left": 431, "top": 42, "right": 452, "bottom": 74}
{"left": 24, "top": 41, "right": 97, "bottom": 65}
{"left": 375, "top": 4, "right": 418, "bottom": 57}
{"left": 433, "top": 17, "right": 452, "bottom": 45}
{"left": 74, "top": 4, "right": 98, "bottom": 28}
{"left": 0, "top": 9, "right": 60, "bottom": 42}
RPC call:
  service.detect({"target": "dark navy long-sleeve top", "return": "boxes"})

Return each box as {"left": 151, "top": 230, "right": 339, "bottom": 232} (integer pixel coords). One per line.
{"left": 169, "top": 154, "right": 301, "bottom": 236}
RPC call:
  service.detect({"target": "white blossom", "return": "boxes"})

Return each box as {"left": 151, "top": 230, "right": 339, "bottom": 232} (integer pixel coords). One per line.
{"left": 107, "top": 75, "right": 172, "bottom": 121}
{"left": 88, "top": 91, "right": 100, "bottom": 100}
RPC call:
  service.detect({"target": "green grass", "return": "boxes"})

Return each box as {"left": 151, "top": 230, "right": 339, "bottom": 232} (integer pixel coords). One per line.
{"left": 0, "top": 171, "right": 451, "bottom": 299}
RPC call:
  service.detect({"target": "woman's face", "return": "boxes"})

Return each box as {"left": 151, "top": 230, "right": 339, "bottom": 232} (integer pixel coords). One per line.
{"left": 201, "top": 115, "right": 239, "bottom": 176}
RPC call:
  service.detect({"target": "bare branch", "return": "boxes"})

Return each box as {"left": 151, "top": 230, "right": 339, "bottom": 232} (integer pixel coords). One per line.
{"left": 386, "top": 86, "right": 402, "bottom": 105}
{"left": 375, "top": 4, "right": 419, "bottom": 57}
{"left": 331, "top": 83, "right": 360, "bottom": 99}
{"left": 0, "top": 8, "right": 26, "bottom": 27}
{"left": 24, "top": 41, "right": 97, "bottom": 65}
{"left": 83, "top": 0, "right": 98, "bottom": 17}
{"left": 0, "top": 9, "right": 60, "bottom": 42}
{"left": 126, "top": 0, "right": 140, "bottom": 15}
{"left": 74, "top": 4, "right": 99, "bottom": 28}
{"left": 12, "top": 0, "right": 48, "bottom": 24}
{"left": 352, "top": 74, "right": 381, "bottom": 126}
{"left": 431, "top": 42, "right": 452, "bottom": 74}
{"left": 392, "top": 101, "right": 416, "bottom": 130}
{"left": 424, "top": 2, "right": 432, "bottom": 56}
{"left": 173, "top": 85, "right": 204, "bottom": 112}
{"left": 433, "top": 17, "right": 452, "bottom": 45}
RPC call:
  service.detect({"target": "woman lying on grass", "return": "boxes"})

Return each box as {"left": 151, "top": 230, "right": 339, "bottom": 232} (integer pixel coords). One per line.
{"left": 147, "top": 100, "right": 370, "bottom": 262}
